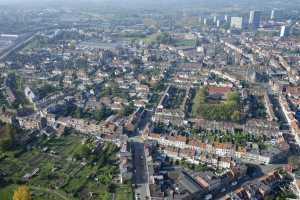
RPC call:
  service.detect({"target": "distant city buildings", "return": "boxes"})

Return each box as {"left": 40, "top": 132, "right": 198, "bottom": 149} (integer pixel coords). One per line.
{"left": 280, "top": 25, "right": 290, "bottom": 37}
{"left": 249, "top": 10, "right": 261, "bottom": 29}
{"left": 230, "top": 17, "right": 244, "bottom": 29}
{"left": 270, "top": 9, "right": 275, "bottom": 20}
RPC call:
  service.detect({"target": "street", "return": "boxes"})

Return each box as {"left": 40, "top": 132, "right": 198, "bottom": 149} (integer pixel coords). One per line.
{"left": 131, "top": 141, "right": 150, "bottom": 200}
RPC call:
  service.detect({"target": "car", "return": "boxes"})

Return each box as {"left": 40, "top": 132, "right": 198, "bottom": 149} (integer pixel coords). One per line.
{"left": 135, "top": 193, "right": 141, "bottom": 200}
{"left": 205, "top": 194, "right": 212, "bottom": 200}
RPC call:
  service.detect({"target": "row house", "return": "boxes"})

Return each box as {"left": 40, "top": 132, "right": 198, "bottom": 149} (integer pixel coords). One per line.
{"left": 264, "top": 92, "right": 276, "bottom": 121}
{"left": 16, "top": 116, "right": 40, "bottom": 130}
{"left": 210, "top": 69, "right": 239, "bottom": 84}
{"left": 146, "top": 132, "right": 281, "bottom": 165}
{"left": 207, "top": 85, "right": 233, "bottom": 99}
{"left": 124, "top": 107, "right": 144, "bottom": 132}
{"left": 191, "top": 118, "right": 280, "bottom": 137}
{"left": 101, "top": 115, "right": 123, "bottom": 135}
{"left": 285, "top": 85, "right": 300, "bottom": 99}
{"left": 279, "top": 94, "right": 300, "bottom": 145}
{"left": 162, "top": 145, "right": 181, "bottom": 160}
{"left": 219, "top": 170, "right": 284, "bottom": 200}
{"left": 153, "top": 109, "right": 185, "bottom": 126}
{"left": 195, "top": 171, "right": 222, "bottom": 192}
{"left": 0, "top": 110, "right": 14, "bottom": 124}
{"left": 173, "top": 74, "right": 200, "bottom": 85}
{"left": 56, "top": 117, "right": 102, "bottom": 135}
{"left": 5, "top": 87, "right": 16, "bottom": 104}
{"left": 213, "top": 143, "right": 235, "bottom": 157}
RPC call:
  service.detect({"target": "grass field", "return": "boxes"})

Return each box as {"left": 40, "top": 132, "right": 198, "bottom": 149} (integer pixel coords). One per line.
{"left": 115, "top": 185, "right": 133, "bottom": 200}
{"left": 174, "top": 39, "right": 196, "bottom": 47}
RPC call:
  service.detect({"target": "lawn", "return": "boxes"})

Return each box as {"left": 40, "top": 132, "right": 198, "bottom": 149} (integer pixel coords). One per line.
{"left": 115, "top": 185, "right": 133, "bottom": 200}
{"left": 174, "top": 39, "right": 196, "bottom": 47}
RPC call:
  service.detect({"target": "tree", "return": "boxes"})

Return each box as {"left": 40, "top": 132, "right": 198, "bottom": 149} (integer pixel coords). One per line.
{"left": 231, "top": 110, "right": 241, "bottom": 122}
{"left": 94, "top": 107, "right": 105, "bottom": 121}
{"left": 0, "top": 123, "right": 16, "bottom": 151}
{"left": 1, "top": 105, "right": 6, "bottom": 113}
{"left": 108, "top": 183, "right": 117, "bottom": 193}
{"left": 13, "top": 186, "right": 31, "bottom": 200}
{"left": 119, "top": 102, "right": 134, "bottom": 117}
{"left": 73, "top": 144, "right": 91, "bottom": 160}
{"left": 156, "top": 32, "right": 173, "bottom": 44}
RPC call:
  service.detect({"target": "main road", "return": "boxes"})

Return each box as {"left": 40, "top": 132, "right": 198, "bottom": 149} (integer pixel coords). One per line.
{"left": 131, "top": 141, "right": 150, "bottom": 200}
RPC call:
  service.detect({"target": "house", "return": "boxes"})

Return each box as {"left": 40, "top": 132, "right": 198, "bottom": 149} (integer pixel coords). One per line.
{"left": 207, "top": 85, "right": 232, "bottom": 99}
{"left": 219, "top": 170, "right": 284, "bottom": 200}
{"left": 125, "top": 107, "right": 144, "bottom": 132}
{"left": 286, "top": 86, "right": 300, "bottom": 99}
{"left": 145, "top": 130, "right": 282, "bottom": 166}
{"left": 0, "top": 110, "right": 14, "bottom": 124}
{"left": 17, "top": 115, "right": 40, "bottom": 130}
{"left": 5, "top": 87, "right": 16, "bottom": 104}
{"left": 24, "top": 86, "right": 36, "bottom": 103}
{"left": 195, "top": 171, "right": 222, "bottom": 192}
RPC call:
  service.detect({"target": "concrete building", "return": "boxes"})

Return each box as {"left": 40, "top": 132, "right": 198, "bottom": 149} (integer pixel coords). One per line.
{"left": 270, "top": 10, "right": 275, "bottom": 20}
{"left": 230, "top": 17, "right": 243, "bottom": 29}
{"left": 249, "top": 10, "right": 261, "bottom": 29}
{"left": 280, "top": 25, "right": 290, "bottom": 37}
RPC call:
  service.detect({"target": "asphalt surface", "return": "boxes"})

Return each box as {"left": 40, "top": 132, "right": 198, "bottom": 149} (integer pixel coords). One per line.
{"left": 132, "top": 142, "right": 148, "bottom": 184}
{"left": 131, "top": 141, "right": 150, "bottom": 200}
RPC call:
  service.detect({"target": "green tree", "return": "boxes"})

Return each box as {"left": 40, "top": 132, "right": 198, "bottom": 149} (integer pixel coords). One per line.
{"left": 156, "top": 32, "right": 173, "bottom": 44}
{"left": 108, "top": 183, "right": 117, "bottom": 193}
{"left": 94, "top": 106, "right": 113, "bottom": 121}
{"left": 120, "top": 102, "right": 135, "bottom": 117}
{"left": 73, "top": 144, "right": 91, "bottom": 160}
{"left": 231, "top": 110, "right": 241, "bottom": 122}
{"left": 0, "top": 123, "right": 16, "bottom": 151}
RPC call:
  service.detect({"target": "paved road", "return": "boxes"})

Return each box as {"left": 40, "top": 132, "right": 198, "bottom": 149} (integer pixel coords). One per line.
{"left": 131, "top": 141, "right": 150, "bottom": 200}
{"left": 132, "top": 142, "right": 147, "bottom": 184}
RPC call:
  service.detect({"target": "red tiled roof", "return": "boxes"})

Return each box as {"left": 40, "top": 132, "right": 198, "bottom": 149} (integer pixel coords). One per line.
{"left": 208, "top": 86, "right": 232, "bottom": 95}
{"left": 286, "top": 86, "right": 300, "bottom": 96}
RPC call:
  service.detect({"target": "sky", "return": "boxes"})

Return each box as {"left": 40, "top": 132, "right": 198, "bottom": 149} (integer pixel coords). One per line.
{"left": 0, "top": 0, "right": 298, "bottom": 10}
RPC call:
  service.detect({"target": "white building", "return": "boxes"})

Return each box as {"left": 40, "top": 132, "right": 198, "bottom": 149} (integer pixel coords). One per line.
{"left": 280, "top": 26, "right": 289, "bottom": 37}
{"left": 230, "top": 17, "right": 243, "bottom": 29}
{"left": 24, "top": 86, "right": 36, "bottom": 103}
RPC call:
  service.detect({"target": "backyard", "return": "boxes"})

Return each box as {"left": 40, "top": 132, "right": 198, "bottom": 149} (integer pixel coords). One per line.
{"left": 163, "top": 87, "right": 186, "bottom": 109}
